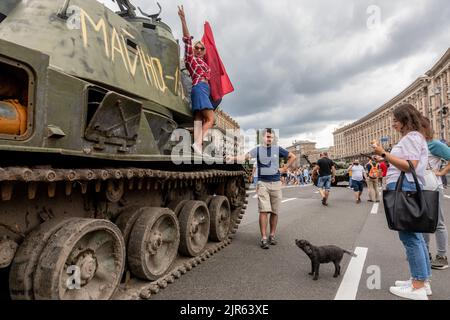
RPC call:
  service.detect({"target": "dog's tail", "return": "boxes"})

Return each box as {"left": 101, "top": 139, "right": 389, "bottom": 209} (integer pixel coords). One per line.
{"left": 344, "top": 250, "right": 357, "bottom": 258}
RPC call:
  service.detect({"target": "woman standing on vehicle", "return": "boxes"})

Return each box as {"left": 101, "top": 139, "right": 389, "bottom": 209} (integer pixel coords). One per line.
{"left": 178, "top": 5, "right": 214, "bottom": 155}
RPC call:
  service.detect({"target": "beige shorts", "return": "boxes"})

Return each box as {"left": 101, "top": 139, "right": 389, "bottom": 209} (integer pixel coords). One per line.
{"left": 257, "top": 181, "right": 282, "bottom": 215}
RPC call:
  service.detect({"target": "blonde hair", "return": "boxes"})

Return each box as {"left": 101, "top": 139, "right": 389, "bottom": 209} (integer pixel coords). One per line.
{"left": 193, "top": 40, "right": 206, "bottom": 49}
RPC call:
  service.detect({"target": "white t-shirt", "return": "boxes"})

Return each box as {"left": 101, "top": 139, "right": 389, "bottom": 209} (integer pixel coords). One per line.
{"left": 386, "top": 131, "right": 428, "bottom": 186}
{"left": 350, "top": 165, "right": 365, "bottom": 181}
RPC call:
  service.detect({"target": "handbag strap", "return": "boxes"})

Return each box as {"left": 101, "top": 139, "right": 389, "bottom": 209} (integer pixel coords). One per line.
{"left": 406, "top": 160, "right": 422, "bottom": 190}
{"left": 395, "top": 160, "right": 422, "bottom": 192}
{"left": 395, "top": 171, "right": 406, "bottom": 191}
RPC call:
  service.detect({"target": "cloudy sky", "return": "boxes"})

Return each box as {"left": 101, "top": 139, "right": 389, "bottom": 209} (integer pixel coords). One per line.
{"left": 98, "top": 0, "right": 450, "bottom": 148}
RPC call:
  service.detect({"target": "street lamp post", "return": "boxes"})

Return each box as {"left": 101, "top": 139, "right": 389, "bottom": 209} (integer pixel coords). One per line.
{"left": 435, "top": 86, "right": 446, "bottom": 141}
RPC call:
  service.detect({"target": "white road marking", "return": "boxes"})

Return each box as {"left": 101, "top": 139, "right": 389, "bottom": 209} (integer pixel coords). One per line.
{"left": 252, "top": 194, "right": 258, "bottom": 199}
{"left": 334, "top": 247, "right": 368, "bottom": 300}
{"left": 371, "top": 203, "right": 379, "bottom": 215}
{"left": 444, "top": 195, "right": 450, "bottom": 199}
{"left": 314, "top": 191, "right": 320, "bottom": 194}
{"left": 281, "top": 198, "right": 297, "bottom": 203}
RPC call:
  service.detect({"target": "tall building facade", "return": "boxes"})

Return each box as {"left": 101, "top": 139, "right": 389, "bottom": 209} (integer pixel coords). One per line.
{"left": 215, "top": 109, "right": 240, "bottom": 132}
{"left": 333, "top": 48, "right": 450, "bottom": 161}
{"left": 213, "top": 109, "right": 241, "bottom": 156}
{"left": 286, "top": 140, "right": 317, "bottom": 167}
{"left": 286, "top": 140, "right": 336, "bottom": 166}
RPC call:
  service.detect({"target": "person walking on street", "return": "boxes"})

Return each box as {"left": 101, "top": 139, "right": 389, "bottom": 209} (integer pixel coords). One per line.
{"left": 297, "top": 169, "right": 304, "bottom": 185}
{"left": 349, "top": 159, "right": 366, "bottom": 203}
{"left": 373, "top": 104, "right": 431, "bottom": 300}
{"left": 230, "top": 129, "right": 297, "bottom": 249}
{"left": 314, "top": 152, "right": 336, "bottom": 206}
{"left": 347, "top": 163, "right": 353, "bottom": 189}
{"left": 421, "top": 118, "right": 449, "bottom": 270}
{"left": 379, "top": 158, "right": 388, "bottom": 188}
{"left": 303, "top": 167, "right": 310, "bottom": 184}
{"left": 366, "top": 156, "right": 382, "bottom": 202}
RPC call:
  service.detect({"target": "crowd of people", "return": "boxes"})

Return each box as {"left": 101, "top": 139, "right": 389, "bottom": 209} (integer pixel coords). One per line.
{"left": 177, "top": 7, "right": 448, "bottom": 302}
{"left": 252, "top": 163, "right": 315, "bottom": 188}
{"left": 346, "top": 155, "right": 388, "bottom": 203}
{"left": 244, "top": 105, "right": 448, "bottom": 301}
{"left": 281, "top": 167, "right": 313, "bottom": 186}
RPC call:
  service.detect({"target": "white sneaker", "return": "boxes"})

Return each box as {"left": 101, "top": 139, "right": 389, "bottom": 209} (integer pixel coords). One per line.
{"left": 394, "top": 279, "right": 432, "bottom": 296}
{"left": 389, "top": 285, "right": 428, "bottom": 300}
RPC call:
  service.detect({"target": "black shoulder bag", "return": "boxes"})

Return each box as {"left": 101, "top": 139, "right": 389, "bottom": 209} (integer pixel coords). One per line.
{"left": 382, "top": 160, "right": 439, "bottom": 233}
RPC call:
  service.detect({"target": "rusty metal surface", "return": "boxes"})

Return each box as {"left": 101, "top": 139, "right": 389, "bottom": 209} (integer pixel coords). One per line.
{"left": 0, "top": 166, "right": 248, "bottom": 300}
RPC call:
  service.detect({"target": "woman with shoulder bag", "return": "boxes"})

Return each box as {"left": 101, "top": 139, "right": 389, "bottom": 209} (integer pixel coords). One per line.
{"left": 421, "top": 118, "right": 449, "bottom": 270}
{"left": 372, "top": 104, "right": 431, "bottom": 300}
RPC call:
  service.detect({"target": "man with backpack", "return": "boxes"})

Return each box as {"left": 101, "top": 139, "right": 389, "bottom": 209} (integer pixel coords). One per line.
{"left": 366, "top": 156, "right": 382, "bottom": 202}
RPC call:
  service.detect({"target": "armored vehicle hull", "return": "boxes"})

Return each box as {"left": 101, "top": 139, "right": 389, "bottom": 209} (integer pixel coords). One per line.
{"left": 0, "top": 0, "right": 247, "bottom": 300}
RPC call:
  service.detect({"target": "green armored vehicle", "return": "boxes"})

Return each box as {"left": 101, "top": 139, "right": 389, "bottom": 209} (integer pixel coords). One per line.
{"left": 0, "top": 0, "right": 247, "bottom": 300}
{"left": 331, "top": 161, "right": 350, "bottom": 187}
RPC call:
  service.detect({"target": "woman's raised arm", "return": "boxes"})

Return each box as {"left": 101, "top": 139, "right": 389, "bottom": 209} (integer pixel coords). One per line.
{"left": 178, "top": 5, "right": 190, "bottom": 38}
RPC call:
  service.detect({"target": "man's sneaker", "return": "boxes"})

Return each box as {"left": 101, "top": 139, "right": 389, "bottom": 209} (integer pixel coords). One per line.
{"left": 394, "top": 279, "right": 432, "bottom": 296}
{"left": 268, "top": 235, "right": 277, "bottom": 246}
{"left": 260, "top": 238, "right": 269, "bottom": 249}
{"left": 389, "top": 285, "right": 428, "bottom": 300}
{"left": 431, "top": 255, "right": 449, "bottom": 270}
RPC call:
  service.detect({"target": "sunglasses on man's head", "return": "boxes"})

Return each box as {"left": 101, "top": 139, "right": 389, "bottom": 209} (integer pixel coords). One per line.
{"left": 194, "top": 46, "right": 205, "bottom": 51}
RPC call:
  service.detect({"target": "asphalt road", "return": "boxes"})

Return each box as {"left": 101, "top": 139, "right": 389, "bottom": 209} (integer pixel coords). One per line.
{"left": 153, "top": 183, "right": 450, "bottom": 300}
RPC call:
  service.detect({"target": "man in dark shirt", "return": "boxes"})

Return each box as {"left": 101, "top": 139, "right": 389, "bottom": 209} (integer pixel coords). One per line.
{"left": 313, "top": 152, "right": 336, "bottom": 206}
{"left": 233, "top": 129, "right": 296, "bottom": 249}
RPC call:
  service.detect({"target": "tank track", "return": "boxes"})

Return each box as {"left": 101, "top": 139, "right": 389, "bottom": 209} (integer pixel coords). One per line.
{"left": 0, "top": 166, "right": 249, "bottom": 300}
{"left": 117, "top": 234, "right": 242, "bottom": 300}
{"left": 0, "top": 167, "right": 245, "bottom": 200}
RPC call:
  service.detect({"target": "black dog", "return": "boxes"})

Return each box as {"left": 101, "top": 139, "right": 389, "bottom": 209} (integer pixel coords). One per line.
{"left": 295, "top": 239, "right": 357, "bottom": 280}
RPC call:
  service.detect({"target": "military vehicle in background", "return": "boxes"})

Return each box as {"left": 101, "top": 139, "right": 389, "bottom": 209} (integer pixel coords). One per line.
{"left": 0, "top": 0, "right": 247, "bottom": 300}
{"left": 302, "top": 155, "right": 349, "bottom": 187}
{"left": 331, "top": 161, "right": 351, "bottom": 187}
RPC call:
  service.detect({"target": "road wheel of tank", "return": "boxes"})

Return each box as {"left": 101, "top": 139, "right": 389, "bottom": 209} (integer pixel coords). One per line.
{"left": 115, "top": 206, "right": 144, "bottom": 244}
{"left": 9, "top": 218, "right": 79, "bottom": 300}
{"left": 208, "top": 196, "right": 231, "bottom": 242}
{"left": 178, "top": 201, "right": 210, "bottom": 257}
{"left": 204, "top": 195, "right": 214, "bottom": 207}
{"left": 127, "top": 208, "right": 180, "bottom": 281}
{"left": 167, "top": 200, "right": 189, "bottom": 217}
{"left": 33, "top": 219, "right": 125, "bottom": 300}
